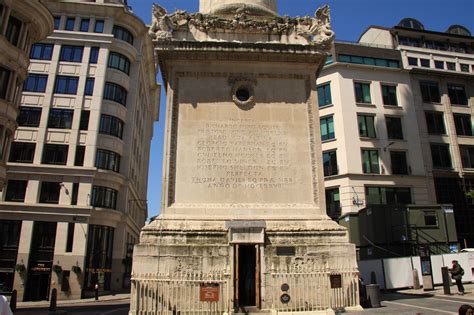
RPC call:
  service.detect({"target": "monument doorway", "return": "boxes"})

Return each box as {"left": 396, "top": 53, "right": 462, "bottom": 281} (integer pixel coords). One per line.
{"left": 235, "top": 244, "right": 261, "bottom": 309}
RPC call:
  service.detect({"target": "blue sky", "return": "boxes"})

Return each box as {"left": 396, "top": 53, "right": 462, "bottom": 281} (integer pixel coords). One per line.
{"left": 128, "top": 0, "right": 474, "bottom": 218}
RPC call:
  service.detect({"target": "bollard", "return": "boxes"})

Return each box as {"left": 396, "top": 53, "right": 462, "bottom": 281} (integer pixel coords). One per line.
{"left": 50, "top": 288, "right": 57, "bottom": 312}
{"left": 94, "top": 283, "right": 99, "bottom": 301}
{"left": 366, "top": 284, "right": 381, "bottom": 308}
{"left": 441, "top": 266, "right": 451, "bottom": 295}
{"left": 10, "top": 290, "right": 17, "bottom": 312}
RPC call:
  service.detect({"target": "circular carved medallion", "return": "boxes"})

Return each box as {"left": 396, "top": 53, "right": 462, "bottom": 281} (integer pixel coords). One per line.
{"left": 281, "top": 283, "right": 289, "bottom": 292}
{"left": 280, "top": 293, "right": 291, "bottom": 304}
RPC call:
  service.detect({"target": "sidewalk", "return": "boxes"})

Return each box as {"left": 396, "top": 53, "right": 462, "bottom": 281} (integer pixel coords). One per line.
{"left": 395, "top": 282, "right": 474, "bottom": 301}
{"left": 15, "top": 293, "right": 130, "bottom": 308}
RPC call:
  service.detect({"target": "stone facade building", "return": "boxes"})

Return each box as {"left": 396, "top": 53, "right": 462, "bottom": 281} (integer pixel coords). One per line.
{"left": 0, "top": 0, "right": 54, "bottom": 189}
{"left": 0, "top": 0, "right": 159, "bottom": 301}
{"left": 319, "top": 19, "right": 474, "bottom": 255}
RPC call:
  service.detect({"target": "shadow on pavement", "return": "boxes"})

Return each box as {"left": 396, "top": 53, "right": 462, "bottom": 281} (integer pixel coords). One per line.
{"left": 381, "top": 291, "right": 434, "bottom": 301}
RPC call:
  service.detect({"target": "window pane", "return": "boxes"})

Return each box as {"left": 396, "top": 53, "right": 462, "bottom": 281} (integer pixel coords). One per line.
{"left": 80, "top": 19, "right": 90, "bottom": 32}
{"left": 94, "top": 20, "right": 104, "bottom": 33}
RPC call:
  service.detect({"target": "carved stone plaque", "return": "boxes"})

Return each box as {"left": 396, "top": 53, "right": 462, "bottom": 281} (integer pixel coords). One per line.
{"left": 172, "top": 74, "right": 316, "bottom": 208}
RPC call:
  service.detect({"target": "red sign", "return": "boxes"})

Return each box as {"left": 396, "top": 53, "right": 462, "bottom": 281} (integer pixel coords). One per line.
{"left": 199, "top": 283, "right": 219, "bottom": 302}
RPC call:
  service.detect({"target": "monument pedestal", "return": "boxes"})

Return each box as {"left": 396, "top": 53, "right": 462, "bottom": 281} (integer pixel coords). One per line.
{"left": 131, "top": 218, "right": 359, "bottom": 314}
{"left": 131, "top": 2, "right": 360, "bottom": 313}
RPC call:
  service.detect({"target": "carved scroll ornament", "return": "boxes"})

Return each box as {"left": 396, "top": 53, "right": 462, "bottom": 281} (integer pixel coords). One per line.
{"left": 148, "top": 3, "right": 335, "bottom": 48}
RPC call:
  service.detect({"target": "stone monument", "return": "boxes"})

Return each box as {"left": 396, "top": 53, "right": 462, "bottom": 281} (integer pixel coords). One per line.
{"left": 131, "top": 1, "right": 360, "bottom": 314}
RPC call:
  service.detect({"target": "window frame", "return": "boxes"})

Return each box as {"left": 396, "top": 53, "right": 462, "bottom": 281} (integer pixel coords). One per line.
{"left": 5, "top": 180, "right": 28, "bottom": 202}
{"left": 107, "top": 52, "right": 131, "bottom": 75}
{"left": 381, "top": 84, "right": 398, "bottom": 106}
{"left": 65, "top": 17, "right": 75, "bottom": 31}
{"left": 42, "top": 143, "right": 69, "bottom": 165}
{"left": 323, "top": 150, "right": 338, "bottom": 177}
{"left": 9, "top": 142, "right": 36, "bottom": 163}
{"left": 386, "top": 116, "right": 404, "bottom": 140}
{"left": 47, "top": 108, "right": 74, "bottom": 129}
{"left": 91, "top": 186, "right": 118, "bottom": 209}
{"left": 358, "top": 114, "right": 376, "bottom": 138}
{"left": 361, "top": 149, "right": 380, "bottom": 174}
{"left": 89, "top": 47, "right": 100, "bottom": 64}
{"left": 103, "top": 82, "right": 127, "bottom": 106}
{"left": 95, "top": 149, "right": 121, "bottom": 173}
{"left": 94, "top": 20, "right": 104, "bottom": 33}
{"left": 59, "top": 45, "right": 84, "bottom": 63}
{"left": 99, "top": 114, "right": 124, "bottom": 139}
{"left": 30, "top": 43, "right": 54, "bottom": 60}
{"left": 54, "top": 75, "right": 79, "bottom": 95}
{"left": 390, "top": 150, "right": 409, "bottom": 175}
{"left": 84, "top": 78, "right": 95, "bottom": 96}
{"left": 6, "top": 15, "right": 22, "bottom": 46}
{"left": 420, "top": 81, "right": 441, "bottom": 103}
{"left": 354, "top": 82, "right": 372, "bottom": 104}
{"left": 320, "top": 115, "right": 335, "bottom": 141}
{"left": 453, "top": 114, "right": 472, "bottom": 136}
{"left": 112, "top": 25, "right": 134, "bottom": 45}
{"left": 0, "top": 67, "right": 11, "bottom": 99}
{"left": 317, "top": 82, "right": 332, "bottom": 107}
{"left": 39, "top": 182, "right": 61, "bottom": 204}
{"left": 447, "top": 84, "right": 468, "bottom": 106}
{"left": 365, "top": 186, "right": 412, "bottom": 205}
{"left": 460, "top": 146, "right": 474, "bottom": 169}
{"left": 79, "top": 18, "right": 90, "bottom": 32}
{"left": 425, "top": 111, "right": 446, "bottom": 135}
{"left": 430, "top": 143, "right": 452, "bottom": 169}
{"left": 23, "top": 74, "right": 48, "bottom": 93}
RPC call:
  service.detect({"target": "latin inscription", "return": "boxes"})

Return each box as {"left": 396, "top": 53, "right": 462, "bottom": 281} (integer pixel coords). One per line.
{"left": 192, "top": 119, "right": 295, "bottom": 190}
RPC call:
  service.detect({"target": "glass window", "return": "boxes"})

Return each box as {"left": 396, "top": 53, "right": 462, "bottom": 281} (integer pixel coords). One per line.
{"left": 390, "top": 151, "right": 408, "bottom": 175}
{"left": 84, "top": 78, "right": 95, "bottom": 96}
{"left": 320, "top": 116, "right": 334, "bottom": 141}
{"left": 338, "top": 54, "right": 399, "bottom": 68}
{"left": 99, "top": 114, "right": 124, "bottom": 139}
{"left": 108, "top": 52, "right": 130, "bottom": 75}
{"left": 84, "top": 225, "right": 114, "bottom": 291}
{"left": 365, "top": 186, "right": 412, "bottom": 205}
{"left": 358, "top": 114, "right": 376, "bottom": 138}
{"left": 71, "top": 183, "right": 79, "bottom": 205}
{"left": 42, "top": 144, "right": 68, "bottom": 165}
{"left": 6, "top": 15, "right": 22, "bottom": 46}
{"left": 103, "top": 82, "right": 127, "bottom": 106}
{"left": 460, "top": 146, "right": 474, "bottom": 168}
{"left": 96, "top": 149, "right": 121, "bottom": 173}
{"left": 408, "top": 57, "right": 418, "bottom": 66}
{"left": 80, "top": 18, "right": 90, "bottom": 32}
{"left": 91, "top": 186, "right": 118, "bottom": 209}
{"left": 354, "top": 82, "right": 371, "bottom": 104}
{"left": 5, "top": 180, "right": 28, "bottom": 202}
{"left": 381, "top": 84, "right": 398, "bottom": 106}
{"left": 430, "top": 143, "right": 452, "bottom": 169}
{"left": 75, "top": 146, "right": 85, "bottom": 166}
{"left": 0, "top": 67, "right": 11, "bottom": 99}
{"left": 362, "top": 149, "right": 380, "bottom": 174}
{"left": 80, "top": 110, "right": 90, "bottom": 130}
{"left": 94, "top": 20, "right": 104, "bottom": 33}
{"left": 424, "top": 211, "right": 438, "bottom": 226}
{"left": 89, "top": 47, "right": 100, "bottom": 64}
{"left": 454, "top": 114, "right": 472, "bottom": 136}
{"left": 434, "top": 60, "right": 444, "bottom": 69}
{"left": 47, "top": 109, "right": 74, "bottom": 129}
{"left": 448, "top": 84, "right": 468, "bottom": 105}
{"left": 66, "top": 223, "right": 75, "bottom": 252}
{"left": 460, "top": 64, "right": 470, "bottom": 73}
{"left": 39, "top": 182, "right": 61, "bottom": 204}
{"left": 317, "top": 83, "right": 332, "bottom": 107}
{"left": 23, "top": 74, "right": 48, "bottom": 93}
{"left": 420, "top": 59, "right": 430, "bottom": 67}
{"left": 323, "top": 150, "right": 337, "bottom": 177}
{"left": 386, "top": 116, "right": 403, "bottom": 140}
{"left": 30, "top": 43, "right": 54, "bottom": 60}
{"left": 9, "top": 142, "right": 35, "bottom": 163}
{"left": 65, "top": 17, "right": 75, "bottom": 31}
{"left": 112, "top": 25, "right": 134, "bottom": 45}
{"left": 425, "top": 111, "right": 446, "bottom": 135}
{"left": 447, "top": 62, "right": 456, "bottom": 71}
{"left": 59, "top": 45, "right": 84, "bottom": 62}
{"left": 420, "top": 81, "right": 440, "bottom": 103}
{"left": 54, "top": 76, "right": 78, "bottom": 95}
{"left": 325, "top": 55, "right": 333, "bottom": 65}
{"left": 325, "top": 188, "right": 340, "bottom": 220}
{"left": 53, "top": 16, "right": 61, "bottom": 30}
